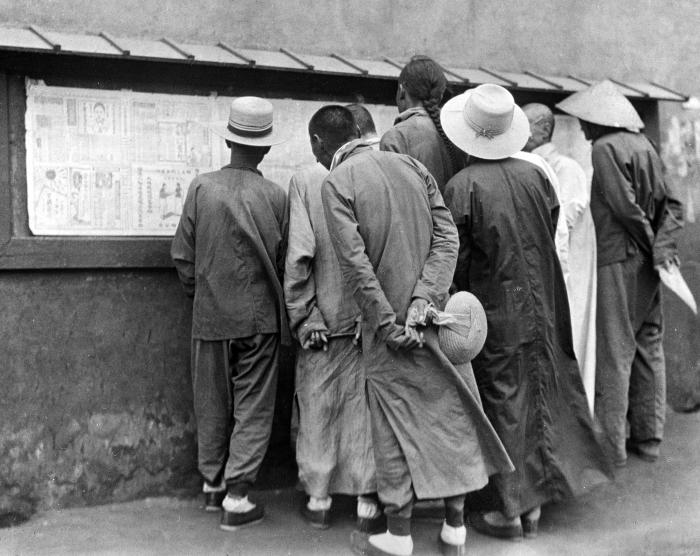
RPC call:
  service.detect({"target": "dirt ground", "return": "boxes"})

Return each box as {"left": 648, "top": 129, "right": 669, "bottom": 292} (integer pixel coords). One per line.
{"left": 2, "top": 410, "right": 699, "bottom": 556}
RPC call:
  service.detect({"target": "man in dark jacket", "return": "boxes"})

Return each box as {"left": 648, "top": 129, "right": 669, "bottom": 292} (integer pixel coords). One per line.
{"left": 315, "top": 105, "right": 513, "bottom": 556}
{"left": 442, "top": 84, "right": 611, "bottom": 540}
{"left": 171, "top": 96, "right": 289, "bottom": 531}
{"left": 557, "top": 80, "right": 684, "bottom": 466}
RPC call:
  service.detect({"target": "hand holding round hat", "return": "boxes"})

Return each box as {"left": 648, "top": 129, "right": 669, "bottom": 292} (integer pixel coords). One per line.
{"left": 210, "top": 96, "right": 287, "bottom": 146}
{"left": 440, "top": 83, "right": 530, "bottom": 160}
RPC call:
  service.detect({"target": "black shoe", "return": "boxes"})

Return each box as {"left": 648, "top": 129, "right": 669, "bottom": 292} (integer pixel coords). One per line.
{"left": 521, "top": 515, "right": 538, "bottom": 539}
{"left": 301, "top": 504, "right": 331, "bottom": 529}
{"left": 438, "top": 533, "right": 467, "bottom": 556}
{"left": 204, "top": 490, "right": 226, "bottom": 512}
{"left": 626, "top": 439, "right": 660, "bottom": 462}
{"left": 219, "top": 503, "right": 265, "bottom": 531}
{"left": 350, "top": 530, "right": 396, "bottom": 556}
{"left": 468, "top": 512, "right": 523, "bottom": 541}
{"left": 356, "top": 512, "right": 386, "bottom": 535}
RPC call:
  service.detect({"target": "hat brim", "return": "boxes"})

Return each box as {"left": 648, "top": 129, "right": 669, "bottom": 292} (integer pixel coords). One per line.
{"left": 208, "top": 121, "right": 287, "bottom": 146}
{"left": 440, "top": 90, "right": 530, "bottom": 160}
{"left": 554, "top": 103, "right": 644, "bottom": 132}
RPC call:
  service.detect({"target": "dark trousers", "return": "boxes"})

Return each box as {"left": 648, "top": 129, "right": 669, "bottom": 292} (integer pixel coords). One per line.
{"left": 191, "top": 334, "right": 279, "bottom": 494}
{"left": 368, "top": 391, "right": 465, "bottom": 535}
{"left": 596, "top": 254, "right": 666, "bottom": 464}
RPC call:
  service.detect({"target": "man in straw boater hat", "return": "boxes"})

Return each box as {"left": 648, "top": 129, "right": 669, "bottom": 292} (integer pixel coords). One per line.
{"left": 556, "top": 81, "right": 684, "bottom": 466}
{"left": 441, "top": 84, "right": 612, "bottom": 540}
{"left": 313, "top": 105, "right": 513, "bottom": 556}
{"left": 171, "top": 96, "right": 289, "bottom": 530}
{"left": 284, "top": 105, "right": 381, "bottom": 532}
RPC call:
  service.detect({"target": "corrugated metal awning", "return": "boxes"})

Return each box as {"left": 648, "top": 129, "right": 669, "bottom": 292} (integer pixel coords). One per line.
{"left": 0, "top": 25, "right": 688, "bottom": 102}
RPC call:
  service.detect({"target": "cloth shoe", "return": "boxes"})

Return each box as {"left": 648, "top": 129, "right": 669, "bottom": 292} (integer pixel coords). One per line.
{"left": 350, "top": 530, "right": 413, "bottom": 556}
{"left": 626, "top": 439, "right": 660, "bottom": 462}
{"left": 468, "top": 511, "right": 523, "bottom": 541}
{"left": 301, "top": 497, "right": 331, "bottom": 529}
{"left": 356, "top": 498, "right": 386, "bottom": 535}
{"left": 202, "top": 481, "right": 226, "bottom": 512}
{"left": 438, "top": 521, "right": 467, "bottom": 555}
{"left": 521, "top": 506, "right": 541, "bottom": 539}
{"left": 220, "top": 495, "right": 264, "bottom": 531}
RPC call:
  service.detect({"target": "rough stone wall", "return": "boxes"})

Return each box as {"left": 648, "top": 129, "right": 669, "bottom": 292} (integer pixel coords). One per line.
{"left": 0, "top": 270, "right": 199, "bottom": 517}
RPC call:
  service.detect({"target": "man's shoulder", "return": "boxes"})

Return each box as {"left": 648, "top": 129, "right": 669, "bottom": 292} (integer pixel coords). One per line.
{"left": 291, "top": 164, "right": 327, "bottom": 190}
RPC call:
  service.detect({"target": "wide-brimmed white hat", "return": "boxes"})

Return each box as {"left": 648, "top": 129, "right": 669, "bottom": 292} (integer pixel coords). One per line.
{"left": 210, "top": 96, "right": 286, "bottom": 146}
{"left": 556, "top": 80, "right": 644, "bottom": 131}
{"left": 440, "top": 84, "right": 530, "bottom": 160}
{"left": 438, "top": 291, "right": 488, "bottom": 365}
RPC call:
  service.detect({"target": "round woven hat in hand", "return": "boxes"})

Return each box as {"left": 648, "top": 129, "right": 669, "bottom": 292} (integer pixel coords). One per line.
{"left": 438, "top": 291, "right": 488, "bottom": 365}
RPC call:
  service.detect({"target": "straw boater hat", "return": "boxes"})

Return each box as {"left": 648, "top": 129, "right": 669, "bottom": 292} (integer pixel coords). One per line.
{"left": 440, "top": 83, "right": 530, "bottom": 160}
{"left": 555, "top": 80, "right": 644, "bottom": 131}
{"left": 210, "top": 96, "right": 286, "bottom": 146}
{"left": 438, "top": 291, "right": 488, "bottom": 365}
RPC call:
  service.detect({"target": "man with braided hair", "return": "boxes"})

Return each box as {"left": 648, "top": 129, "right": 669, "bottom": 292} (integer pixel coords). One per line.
{"left": 380, "top": 55, "right": 464, "bottom": 193}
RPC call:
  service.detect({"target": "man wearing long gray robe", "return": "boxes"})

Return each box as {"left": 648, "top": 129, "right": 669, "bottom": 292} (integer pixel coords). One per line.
{"left": 321, "top": 140, "right": 513, "bottom": 540}
{"left": 284, "top": 163, "right": 375, "bottom": 506}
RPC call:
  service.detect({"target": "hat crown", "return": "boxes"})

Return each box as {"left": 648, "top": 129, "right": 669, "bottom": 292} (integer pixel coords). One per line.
{"left": 438, "top": 291, "right": 488, "bottom": 365}
{"left": 228, "top": 96, "right": 274, "bottom": 136}
{"left": 463, "top": 84, "right": 515, "bottom": 139}
{"left": 555, "top": 80, "right": 644, "bottom": 130}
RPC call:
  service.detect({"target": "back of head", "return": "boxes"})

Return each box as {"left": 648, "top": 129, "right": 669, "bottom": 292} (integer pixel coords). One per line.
{"left": 399, "top": 55, "right": 447, "bottom": 105}
{"left": 309, "top": 105, "right": 359, "bottom": 148}
{"left": 399, "top": 55, "right": 458, "bottom": 168}
{"left": 346, "top": 103, "right": 377, "bottom": 139}
{"left": 522, "top": 103, "right": 555, "bottom": 150}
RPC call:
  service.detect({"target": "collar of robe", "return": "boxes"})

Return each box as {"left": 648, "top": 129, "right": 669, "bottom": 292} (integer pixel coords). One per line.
{"left": 330, "top": 138, "right": 375, "bottom": 171}
{"left": 394, "top": 106, "right": 428, "bottom": 126}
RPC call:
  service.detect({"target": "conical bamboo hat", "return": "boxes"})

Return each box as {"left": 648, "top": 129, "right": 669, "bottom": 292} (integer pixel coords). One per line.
{"left": 556, "top": 80, "right": 644, "bottom": 130}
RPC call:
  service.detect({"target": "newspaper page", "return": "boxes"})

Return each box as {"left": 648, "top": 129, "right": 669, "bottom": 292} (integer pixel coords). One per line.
{"left": 25, "top": 82, "right": 396, "bottom": 236}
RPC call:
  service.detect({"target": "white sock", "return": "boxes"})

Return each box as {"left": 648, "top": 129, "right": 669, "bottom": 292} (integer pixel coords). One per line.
{"left": 202, "top": 480, "right": 225, "bottom": 493}
{"left": 357, "top": 497, "right": 380, "bottom": 519}
{"left": 484, "top": 511, "right": 520, "bottom": 527}
{"left": 307, "top": 496, "right": 332, "bottom": 511}
{"left": 369, "top": 531, "right": 413, "bottom": 556}
{"left": 222, "top": 494, "right": 255, "bottom": 513}
{"left": 523, "top": 506, "right": 541, "bottom": 521}
{"left": 440, "top": 520, "right": 467, "bottom": 545}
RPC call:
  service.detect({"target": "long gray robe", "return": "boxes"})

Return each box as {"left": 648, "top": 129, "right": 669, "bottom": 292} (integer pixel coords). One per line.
{"left": 322, "top": 143, "right": 513, "bottom": 501}
{"left": 444, "top": 157, "right": 612, "bottom": 518}
{"left": 284, "top": 163, "right": 375, "bottom": 497}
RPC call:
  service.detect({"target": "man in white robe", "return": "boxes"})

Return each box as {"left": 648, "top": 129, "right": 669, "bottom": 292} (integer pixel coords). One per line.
{"left": 523, "top": 103, "right": 597, "bottom": 415}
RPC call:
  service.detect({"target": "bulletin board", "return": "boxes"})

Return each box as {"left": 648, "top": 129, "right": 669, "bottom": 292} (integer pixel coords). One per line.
{"left": 24, "top": 81, "right": 397, "bottom": 236}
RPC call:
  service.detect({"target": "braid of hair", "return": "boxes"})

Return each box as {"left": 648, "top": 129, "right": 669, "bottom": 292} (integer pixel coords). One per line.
{"left": 400, "top": 55, "right": 459, "bottom": 172}
{"left": 423, "top": 95, "right": 459, "bottom": 172}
